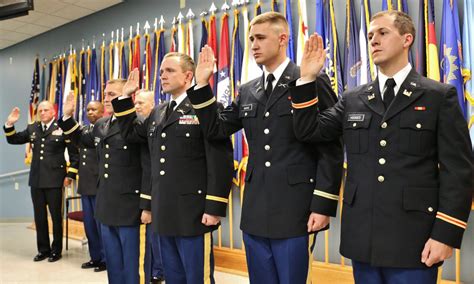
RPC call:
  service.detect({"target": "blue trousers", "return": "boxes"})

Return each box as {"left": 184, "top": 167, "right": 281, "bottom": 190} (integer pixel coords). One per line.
{"left": 81, "top": 195, "right": 104, "bottom": 263}
{"left": 144, "top": 224, "right": 164, "bottom": 282}
{"left": 352, "top": 260, "right": 438, "bottom": 284}
{"left": 243, "top": 232, "right": 317, "bottom": 284}
{"left": 100, "top": 224, "right": 139, "bottom": 284}
{"left": 159, "top": 232, "right": 215, "bottom": 284}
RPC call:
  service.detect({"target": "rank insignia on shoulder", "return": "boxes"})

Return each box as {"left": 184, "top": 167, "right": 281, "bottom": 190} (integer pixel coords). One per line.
{"left": 368, "top": 94, "right": 375, "bottom": 101}
{"left": 52, "top": 129, "right": 63, "bottom": 136}
{"left": 242, "top": 104, "right": 253, "bottom": 111}
{"left": 410, "top": 82, "right": 417, "bottom": 87}
{"left": 414, "top": 106, "right": 426, "bottom": 111}
{"left": 179, "top": 115, "right": 200, "bottom": 125}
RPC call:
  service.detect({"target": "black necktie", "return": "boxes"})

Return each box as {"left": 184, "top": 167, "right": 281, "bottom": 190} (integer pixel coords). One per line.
{"left": 43, "top": 124, "right": 47, "bottom": 133}
{"left": 383, "top": 78, "right": 396, "bottom": 109}
{"left": 166, "top": 100, "right": 177, "bottom": 120}
{"left": 265, "top": 73, "right": 275, "bottom": 99}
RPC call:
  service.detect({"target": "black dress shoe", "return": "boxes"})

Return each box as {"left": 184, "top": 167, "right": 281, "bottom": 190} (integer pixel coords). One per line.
{"left": 93, "top": 262, "right": 106, "bottom": 272}
{"left": 33, "top": 252, "right": 50, "bottom": 262}
{"left": 151, "top": 276, "right": 165, "bottom": 284}
{"left": 47, "top": 253, "right": 62, "bottom": 262}
{"left": 81, "top": 260, "right": 101, "bottom": 269}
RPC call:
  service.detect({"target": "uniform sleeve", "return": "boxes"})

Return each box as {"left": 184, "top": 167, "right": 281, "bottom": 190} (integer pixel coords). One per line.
{"left": 187, "top": 84, "right": 243, "bottom": 140}
{"left": 290, "top": 80, "right": 345, "bottom": 143}
{"left": 139, "top": 145, "right": 152, "bottom": 211}
{"left": 112, "top": 97, "right": 148, "bottom": 143}
{"left": 58, "top": 117, "right": 92, "bottom": 147}
{"left": 3, "top": 124, "right": 30, "bottom": 144}
{"left": 430, "top": 86, "right": 472, "bottom": 248}
{"left": 312, "top": 75, "right": 344, "bottom": 216}
{"left": 65, "top": 136, "right": 79, "bottom": 180}
{"left": 202, "top": 103, "right": 234, "bottom": 217}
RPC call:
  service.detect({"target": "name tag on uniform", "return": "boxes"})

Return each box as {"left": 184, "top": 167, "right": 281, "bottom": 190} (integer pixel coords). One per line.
{"left": 179, "top": 115, "right": 200, "bottom": 125}
{"left": 242, "top": 104, "right": 253, "bottom": 111}
{"left": 52, "top": 129, "right": 63, "bottom": 136}
{"left": 347, "top": 113, "right": 365, "bottom": 122}
{"left": 94, "top": 137, "right": 101, "bottom": 144}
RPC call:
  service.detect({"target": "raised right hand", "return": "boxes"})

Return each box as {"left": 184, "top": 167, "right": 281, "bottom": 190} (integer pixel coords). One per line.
{"left": 6, "top": 107, "right": 20, "bottom": 126}
{"left": 123, "top": 68, "right": 140, "bottom": 97}
{"left": 63, "top": 91, "right": 75, "bottom": 117}
{"left": 300, "top": 33, "right": 326, "bottom": 82}
{"left": 195, "top": 45, "right": 216, "bottom": 86}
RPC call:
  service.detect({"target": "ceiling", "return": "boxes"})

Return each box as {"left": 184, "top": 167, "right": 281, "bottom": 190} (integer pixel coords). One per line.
{"left": 0, "top": 0, "right": 122, "bottom": 50}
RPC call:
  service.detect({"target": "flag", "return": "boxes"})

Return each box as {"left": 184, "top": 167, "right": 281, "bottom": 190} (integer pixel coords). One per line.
{"left": 381, "top": 0, "right": 393, "bottom": 10}
{"left": 208, "top": 13, "right": 218, "bottom": 93}
{"left": 343, "top": 0, "right": 361, "bottom": 90}
{"left": 29, "top": 57, "right": 40, "bottom": 123}
{"left": 121, "top": 41, "right": 128, "bottom": 79}
{"left": 109, "top": 40, "right": 114, "bottom": 80}
{"left": 39, "top": 60, "right": 46, "bottom": 102}
{"left": 217, "top": 12, "right": 231, "bottom": 107}
{"left": 296, "top": 0, "right": 309, "bottom": 64}
{"left": 100, "top": 42, "right": 107, "bottom": 101}
{"left": 177, "top": 17, "right": 186, "bottom": 54}
{"left": 285, "top": 0, "right": 295, "bottom": 62}
{"left": 426, "top": 0, "right": 440, "bottom": 81}
{"left": 143, "top": 33, "right": 152, "bottom": 90}
{"left": 325, "top": 0, "right": 344, "bottom": 96}
{"left": 440, "top": 0, "right": 465, "bottom": 117}
{"left": 359, "top": 0, "right": 374, "bottom": 83}
{"left": 394, "top": 0, "right": 408, "bottom": 12}
{"left": 200, "top": 17, "right": 208, "bottom": 50}
{"left": 187, "top": 17, "right": 195, "bottom": 59}
{"left": 62, "top": 53, "right": 78, "bottom": 119}
{"left": 48, "top": 60, "right": 57, "bottom": 103}
{"left": 241, "top": 5, "right": 262, "bottom": 84}
{"left": 272, "top": 0, "right": 279, "bottom": 12}
{"left": 113, "top": 40, "right": 120, "bottom": 79}
{"left": 254, "top": 1, "right": 262, "bottom": 16}
{"left": 79, "top": 49, "right": 87, "bottom": 124}
{"left": 87, "top": 47, "right": 100, "bottom": 103}
{"left": 315, "top": 0, "right": 326, "bottom": 43}
{"left": 463, "top": 0, "right": 474, "bottom": 149}
{"left": 230, "top": 9, "right": 248, "bottom": 187}
{"left": 132, "top": 35, "right": 141, "bottom": 88}
{"left": 153, "top": 29, "right": 167, "bottom": 103}
{"left": 170, "top": 23, "right": 177, "bottom": 52}
{"left": 414, "top": 0, "right": 426, "bottom": 76}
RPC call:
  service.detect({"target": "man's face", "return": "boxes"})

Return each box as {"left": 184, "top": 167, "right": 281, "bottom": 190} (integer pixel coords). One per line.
{"left": 86, "top": 102, "right": 103, "bottom": 124}
{"left": 103, "top": 83, "right": 123, "bottom": 114}
{"left": 249, "top": 22, "right": 283, "bottom": 67}
{"left": 37, "top": 102, "right": 55, "bottom": 123}
{"left": 134, "top": 94, "right": 154, "bottom": 117}
{"left": 368, "top": 15, "right": 409, "bottom": 67}
{"left": 160, "top": 57, "right": 190, "bottom": 95}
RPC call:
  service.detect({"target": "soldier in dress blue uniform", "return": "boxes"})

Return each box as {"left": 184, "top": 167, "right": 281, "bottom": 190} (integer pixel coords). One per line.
{"left": 4, "top": 101, "right": 79, "bottom": 262}
{"left": 68, "top": 101, "right": 107, "bottom": 272}
{"left": 134, "top": 90, "right": 165, "bottom": 284}
{"left": 112, "top": 53, "right": 233, "bottom": 284}
{"left": 59, "top": 80, "right": 144, "bottom": 284}
{"left": 290, "top": 11, "right": 472, "bottom": 284}
{"left": 187, "top": 12, "right": 343, "bottom": 283}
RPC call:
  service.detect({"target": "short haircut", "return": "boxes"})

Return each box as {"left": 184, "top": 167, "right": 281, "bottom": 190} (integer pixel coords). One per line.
{"left": 163, "top": 52, "right": 195, "bottom": 74}
{"left": 106, "top": 78, "right": 127, "bottom": 87}
{"left": 249, "top": 11, "right": 289, "bottom": 33}
{"left": 371, "top": 10, "right": 415, "bottom": 47}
